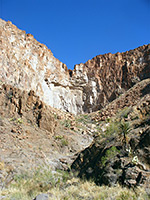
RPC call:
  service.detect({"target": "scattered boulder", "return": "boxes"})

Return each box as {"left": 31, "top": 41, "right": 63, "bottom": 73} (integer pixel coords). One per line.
{"left": 33, "top": 193, "right": 49, "bottom": 200}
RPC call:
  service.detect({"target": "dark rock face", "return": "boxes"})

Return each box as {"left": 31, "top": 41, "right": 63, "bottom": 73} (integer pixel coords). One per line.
{"left": 71, "top": 88, "right": 150, "bottom": 187}
{"left": 0, "top": 84, "right": 57, "bottom": 133}
{"left": 134, "top": 127, "right": 150, "bottom": 165}
{"left": 71, "top": 128, "right": 150, "bottom": 187}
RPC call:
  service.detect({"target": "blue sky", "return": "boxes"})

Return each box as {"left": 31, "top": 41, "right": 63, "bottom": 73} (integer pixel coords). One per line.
{"left": 0, "top": 0, "right": 150, "bottom": 69}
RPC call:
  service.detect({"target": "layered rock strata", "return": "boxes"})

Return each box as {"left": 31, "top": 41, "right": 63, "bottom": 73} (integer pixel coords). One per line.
{"left": 0, "top": 18, "right": 150, "bottom": 114}
{"left": 0, "top": 83, "right": 57, "bottom": 133}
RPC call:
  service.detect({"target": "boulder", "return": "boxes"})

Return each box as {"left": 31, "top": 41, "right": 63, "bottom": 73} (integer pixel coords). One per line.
{"left": 33, "top": 193, "right": 49, "bottom": 200}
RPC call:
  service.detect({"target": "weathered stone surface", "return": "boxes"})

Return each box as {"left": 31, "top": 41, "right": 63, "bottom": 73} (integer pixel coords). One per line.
{"left": 0, "top": 83, "right": 57, "bottom": 133}
{"left": 71, "top": 87, "right": 150, "bottom": 187}
{"left": 71, "top": 128, "right": 150, "bottom": 187}
{"left": 0, "top": 82, "right": 93, "bottom": 173}
{"left": 91, "top": 78, "right": 150, "bottom": 121}
{"left": 0, "top": 18, "right": 150, "bottom": 114}
{"left": 0, "top": 18, "right": 150, "bottom": 189}
{"left": 33, "top": 193, "right": 49, "bottom": 200}
{"left": 0, "top": 19, "right": 82, "bottom": 115}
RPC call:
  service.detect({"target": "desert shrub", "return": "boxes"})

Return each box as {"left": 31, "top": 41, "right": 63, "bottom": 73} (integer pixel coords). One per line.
{"left": 119, "top": 121, "right": 130, "bottom": 136}
{"left": 54, "top": 135, "right": 63, "bottom": 140}
{"left": 62, "top": 119, "right": 71, "bottom": 128}
{"left": 75, "top": 114, "right": 91, "bottom": 124}
{"left": 118, "top": 107, "right": 132, "bottom": 119}
{"left": 101, "top": 146, "right": 120, "bottom": 167}
{"left": 16, "top": 118, "right": 23, "bottom": 124}
{"left": 3, "top": 167, "right": 72, "bottom": 200}
{"left": 54, "top": 135, "right": 68, "bottom": 147}
{"left": 105, "top": 119, "right": 130, "bottom": 139}
{"left": 105, "top": 121, "right": 120, "bottom": 136}
{"left": 61, "top": 138, "right": 69, "bottom": 147}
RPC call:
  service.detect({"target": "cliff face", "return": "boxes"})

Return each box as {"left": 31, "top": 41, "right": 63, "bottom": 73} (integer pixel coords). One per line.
{"left": 0, "top": 19, "right": 82, "bottom": 115}
{"left": 0, "top": 18, "right": 150, "bottom": 114}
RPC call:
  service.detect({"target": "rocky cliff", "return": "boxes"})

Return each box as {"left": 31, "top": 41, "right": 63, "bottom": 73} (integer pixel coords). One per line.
{"left": 0, "top": 18, "right": 150, "bottom": 198}
{"left": 0, "top": 18, "right": 150, "bottom": 114}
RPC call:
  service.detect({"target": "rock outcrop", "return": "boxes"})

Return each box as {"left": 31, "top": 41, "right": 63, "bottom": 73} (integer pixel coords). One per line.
{"left": 0, "top": 81, "right": 93, "bottom": 173}
{"left": 1, "top": 18, "right": 150, "bottom": 199}
{"left": 72, "top": 123, "right": 150, "bottom": 187}
{"left": 0, "top": 83, "right": 57, "bottom": 133}
{"left": 71, "top": 79, "right": 150, "bottom": 187}
{"left": 91, "top": 78, "right": 150, "bottom": 121}
{"left": 0, "top": 18, "right": 150, "bottom": 114}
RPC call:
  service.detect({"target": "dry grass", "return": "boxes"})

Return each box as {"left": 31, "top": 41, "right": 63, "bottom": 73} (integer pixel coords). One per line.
{"left": 0, "top": 167, "right": 149, "bottom": 200}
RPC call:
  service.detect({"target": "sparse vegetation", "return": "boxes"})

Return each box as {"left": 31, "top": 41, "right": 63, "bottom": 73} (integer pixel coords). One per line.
{"left": 54, "top": 135, "right": 64, "bottom": 140}
{"left": 9, "top": 117, "right": 23, "bottom": 124}
{"left": 54, "top": 135, "right": 69, "bottom": 147}
{"left": 105, "top": 120, "right": 120, "bottom": 136}
{"left": 104, "top": 116, "right": 131, "bottom": 143}
{"left": 76, "top": 114, "right": 91, "bottom": 124}
{"left": 118, "top": 106, "right": 132, "bottom": 119}
{"left": 61, "top": 138, "right": 69, "bottom": 147}
{"left": 7, "top": 94, "right": 13, "bottom": 100}
{"left": 119, "top": 120, "right": 130, "bottom": 144}
{"left": 0, "top": 167, "right": 149, "bottom": 200}
{"left": 9, "top": 117, "right": 16, "bottom": 121}
{"left": 1, "top": 20, "right": 150, "bottom": 200}
{"left": 101, "top": 146, "right": 120, "bottom": 167}
{"left": 61, "top": 119, "right": 71, "bottom": 128}
{"left": 16, "top": 118, "right": 23, "bottom": 124}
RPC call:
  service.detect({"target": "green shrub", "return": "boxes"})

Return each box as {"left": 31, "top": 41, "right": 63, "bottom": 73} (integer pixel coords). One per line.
{"left": 62, "top": 119, "right": 71, "bottom": 128}
{"left": 54, "top": 135, "right": 68, "bottom": 147}
{"left": 5, "top": 167, "right": 72, "bottom": 200}
{"left": 105, "top": 121, "right": 120, "bottom": 136}
{"left": 76, "top": 114, "right": 91, "bottom": 124}
{"left": 61, "top": 138, "right": 69, "bottom": 147}
{"left": 119, "top": 121, "right": 130, "bottom": 140}
{"left": 101, "top": 146, "right": 120, "bottom": 167}
{"left": 118, "top": 107, "right": 132, "bottom": 119}
{"left": 17, "top": 118, "right": 23, "bottom": 124}
{"left": 54, "top": 135, "right": 63, "bottom": 140}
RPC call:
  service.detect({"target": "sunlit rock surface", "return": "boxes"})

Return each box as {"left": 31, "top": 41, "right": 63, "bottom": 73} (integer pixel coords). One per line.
{"left": 0, "top": 18, "right": 150, "bottom": 114}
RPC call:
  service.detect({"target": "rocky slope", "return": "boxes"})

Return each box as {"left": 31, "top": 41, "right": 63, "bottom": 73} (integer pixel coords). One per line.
{"left": 0, "top": 81, "right": 94, "bottom": 193}
{"left": 71, "top": 79, "right": 150, "bottom": 188}
{"left": 0, "top": 18, "right": 150, "bottom": 114}
{"left": 91, "top": 78, "right": 150, "bottom": 121}
{"left": 0, "top": 82, "right": 93, "bottom": 173}
{"left": 0, "top": 18, "right": 150, "bottom": 199}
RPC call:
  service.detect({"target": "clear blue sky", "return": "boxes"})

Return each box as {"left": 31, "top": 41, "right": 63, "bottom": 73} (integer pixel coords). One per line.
{"left": 0, "top": 0, "right": 150, "bottom": 69}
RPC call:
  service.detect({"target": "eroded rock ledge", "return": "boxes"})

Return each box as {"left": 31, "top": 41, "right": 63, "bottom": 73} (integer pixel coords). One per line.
{"left": 0, "top": 18, "right": 150, "bottom": 114}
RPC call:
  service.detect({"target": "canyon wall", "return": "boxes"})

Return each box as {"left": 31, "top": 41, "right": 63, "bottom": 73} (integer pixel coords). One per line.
{"left": 0, "top": 18, "right": 150, "bottom": 114}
